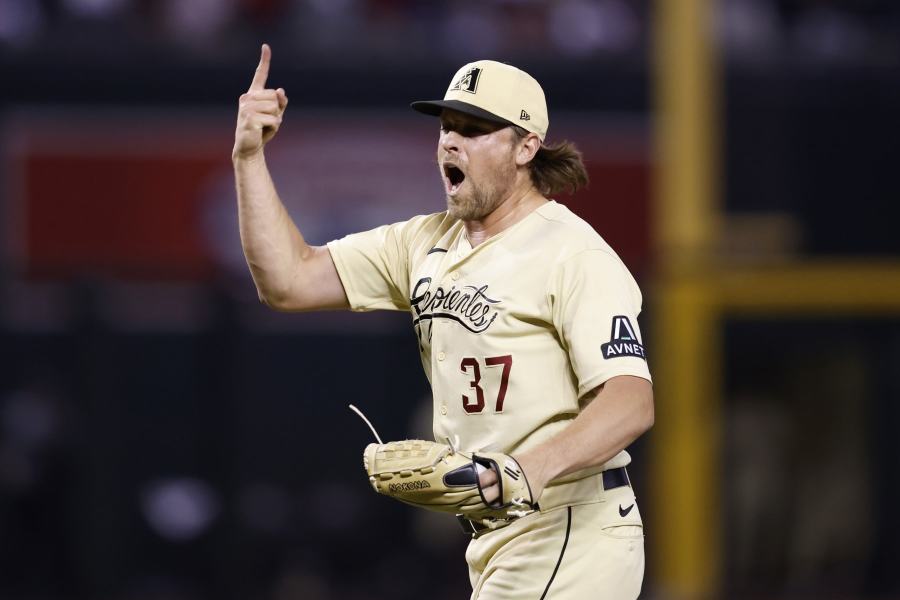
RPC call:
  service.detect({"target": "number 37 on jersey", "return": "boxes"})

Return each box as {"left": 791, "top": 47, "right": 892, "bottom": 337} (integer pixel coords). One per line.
{"left": 459, "top": 354, "right": 512, "bottom": 414}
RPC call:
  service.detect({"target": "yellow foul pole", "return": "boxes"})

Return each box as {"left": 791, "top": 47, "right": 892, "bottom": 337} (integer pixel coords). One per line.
{"left": 651, "top": 0, "right": 721, "bottom": 597}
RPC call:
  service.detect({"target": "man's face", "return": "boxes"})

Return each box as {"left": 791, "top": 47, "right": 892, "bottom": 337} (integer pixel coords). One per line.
{"left": 437, "top": 110, "right": 519, "bottom": 221}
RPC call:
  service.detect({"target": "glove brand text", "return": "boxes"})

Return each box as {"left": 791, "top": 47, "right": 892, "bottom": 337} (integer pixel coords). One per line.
{"left": 389, "top": 480, "right": 432, "bottom": 493}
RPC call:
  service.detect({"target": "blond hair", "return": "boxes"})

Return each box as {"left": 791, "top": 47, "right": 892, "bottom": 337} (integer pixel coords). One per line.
{"left": 512, "top": 126, "right": 589, "bottom": 196}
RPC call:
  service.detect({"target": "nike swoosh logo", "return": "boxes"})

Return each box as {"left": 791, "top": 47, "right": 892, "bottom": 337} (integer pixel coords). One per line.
{"left": 619, "top": 503, "right": 635, "bottom": 517}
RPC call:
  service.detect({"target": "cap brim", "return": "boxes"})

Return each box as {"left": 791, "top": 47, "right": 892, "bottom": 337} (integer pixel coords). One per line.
{"left": 410, "top": 99, "right": 514, "bottom": 127}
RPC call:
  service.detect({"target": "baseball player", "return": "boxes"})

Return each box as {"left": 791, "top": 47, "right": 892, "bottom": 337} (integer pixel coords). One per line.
{"left": 234, "top": 44, "right": 654, "bottom": 599}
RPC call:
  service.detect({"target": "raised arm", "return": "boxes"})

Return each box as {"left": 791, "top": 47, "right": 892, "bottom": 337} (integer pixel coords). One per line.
{"left": 233, "top": 44, "right": 348, "bottom": 311}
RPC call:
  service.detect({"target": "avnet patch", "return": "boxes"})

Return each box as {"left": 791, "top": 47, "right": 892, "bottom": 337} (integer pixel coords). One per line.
{"left": 601, "top": 315, "right": 647, "bottom": 360}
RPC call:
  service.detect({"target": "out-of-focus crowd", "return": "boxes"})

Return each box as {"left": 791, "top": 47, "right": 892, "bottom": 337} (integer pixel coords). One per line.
{"left": 1, "top": 0, "right": 898, "bottom": 65}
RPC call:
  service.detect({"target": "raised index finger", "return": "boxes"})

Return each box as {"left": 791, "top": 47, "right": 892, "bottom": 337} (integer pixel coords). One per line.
{"left": 248, "top": 43, "right": 271, "bottom": 91}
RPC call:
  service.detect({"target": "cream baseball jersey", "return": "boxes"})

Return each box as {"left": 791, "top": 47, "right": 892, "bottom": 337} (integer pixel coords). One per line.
{"left": 327, "top": 200, "right": 651, "bottom": 473}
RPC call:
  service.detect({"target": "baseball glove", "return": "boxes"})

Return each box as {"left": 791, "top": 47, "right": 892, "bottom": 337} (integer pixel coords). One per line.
{"left": 363, "top": 439, "right": 536, "bottom": 529}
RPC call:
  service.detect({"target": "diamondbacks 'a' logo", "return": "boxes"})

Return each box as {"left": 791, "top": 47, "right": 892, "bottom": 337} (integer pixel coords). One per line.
{"left": 451, "top": 67, "right": 482, "bottom": 94}
{"left": 601, "top": 315, "right": 647, "bottom": 360}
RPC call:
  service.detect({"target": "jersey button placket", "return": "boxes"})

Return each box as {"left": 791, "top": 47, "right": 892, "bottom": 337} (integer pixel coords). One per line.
{"left": 435, "top": 349, "right": 447, "bottom": 417}
{"left": 431, "top": 296, "right": 449, "bottom": 419}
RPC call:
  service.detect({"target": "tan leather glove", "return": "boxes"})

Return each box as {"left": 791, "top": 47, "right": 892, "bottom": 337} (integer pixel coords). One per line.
{"left": 363, "top": 439, "right": 536, "bottom": 530}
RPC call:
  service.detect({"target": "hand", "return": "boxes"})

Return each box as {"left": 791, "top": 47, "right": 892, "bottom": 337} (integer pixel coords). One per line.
{"left": 478, "top": 451, "right": 550, "bottom": 506}
{"left": 365, "top": 440, "right": 537, "bottom": 527}
{"left": 233, "top": 43, "right": 289, "bottom": 160}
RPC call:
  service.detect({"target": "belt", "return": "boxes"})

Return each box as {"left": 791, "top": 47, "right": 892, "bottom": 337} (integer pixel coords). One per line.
{"left": 602, "top": 465, "right": 631, "bottom": 490}
{"left": 458, "top": 466, "right": 631, "bottom": 535}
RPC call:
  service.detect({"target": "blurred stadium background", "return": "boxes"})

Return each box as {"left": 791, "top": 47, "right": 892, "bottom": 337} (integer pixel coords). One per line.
{"left": 1, "top": 0, "right": 899, "bottom": 599}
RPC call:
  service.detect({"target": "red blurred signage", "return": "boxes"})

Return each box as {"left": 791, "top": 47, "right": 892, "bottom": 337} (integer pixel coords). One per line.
{"left": 5, "top": 111, "right": 650, "bottom": 280}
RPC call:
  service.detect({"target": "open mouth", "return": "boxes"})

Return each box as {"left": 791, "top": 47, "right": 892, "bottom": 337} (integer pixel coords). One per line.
{"left": 443, "top": 163, "right": 466, "bottom": 194}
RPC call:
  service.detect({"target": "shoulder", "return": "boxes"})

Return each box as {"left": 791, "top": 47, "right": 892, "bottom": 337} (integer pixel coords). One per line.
{"left": 535, "top": 202, "right": 641, "bottom": 300}
{"left": 399, "top": 211, "right": 456, "bottom": 237}
{"left": 533, "top": 201, "right": 621, "bottom": 261}
{"left": 328, "top": 211, "right": 458, "bottom": 264}
{"left": 393, "top": 211, "right": 460, "bottom": 253}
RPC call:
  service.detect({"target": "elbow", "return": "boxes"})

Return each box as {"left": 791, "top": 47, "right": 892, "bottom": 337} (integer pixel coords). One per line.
{"left": 640, "top": 390, "right": 655, "bottom": 434}
{"left": 258, "top": 291, "right": 281, "bottom": 310}
{"left": 633, "top": 387, "right": 655, "bottom": 438}
{"left": 257, "top": 283, "right": 324, "bottom": 313}
{"left": 642, "top": 400, "right": 655, "bottom": 434}
{"left": 246, "top": 265, "right": 295, "bottom": 311}
{"left": 257, "top": 287, "right": 298, "bottom": 312}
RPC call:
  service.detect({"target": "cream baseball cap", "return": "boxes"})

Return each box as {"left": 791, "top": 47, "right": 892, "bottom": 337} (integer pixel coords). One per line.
{"left": 411, "top": 60, "right": 549, "bottom": 141}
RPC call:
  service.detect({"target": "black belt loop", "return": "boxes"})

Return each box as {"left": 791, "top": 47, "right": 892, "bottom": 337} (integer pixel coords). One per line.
{"left": 601, "top": 467, "right": 631, "bottom": 491}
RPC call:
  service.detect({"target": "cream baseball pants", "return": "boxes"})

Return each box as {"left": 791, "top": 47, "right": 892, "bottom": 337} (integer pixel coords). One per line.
{"left": 466, "top": 474, "right": 644, "bottom": 600}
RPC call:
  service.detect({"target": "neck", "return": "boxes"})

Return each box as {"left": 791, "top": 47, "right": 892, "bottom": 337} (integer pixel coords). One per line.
{"left": 464, "top": 183, "right": 547, "bottom": 247}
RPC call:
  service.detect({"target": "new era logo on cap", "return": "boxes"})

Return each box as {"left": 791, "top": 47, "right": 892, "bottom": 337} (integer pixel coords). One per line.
{"left": 520, "top": 110, "right": 530, "bottom": 121}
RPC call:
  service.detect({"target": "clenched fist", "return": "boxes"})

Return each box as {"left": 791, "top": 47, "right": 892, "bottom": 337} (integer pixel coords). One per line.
{"left": 233, "top": 43, "right": 288, "bottom": 160}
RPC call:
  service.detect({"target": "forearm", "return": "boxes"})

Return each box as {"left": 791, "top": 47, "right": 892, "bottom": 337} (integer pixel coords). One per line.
{"left": 517, "top": 376, "right": 654, "bottom": 496}
{"left": 234, "top": 152, "right": 312, "bottom": 306}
